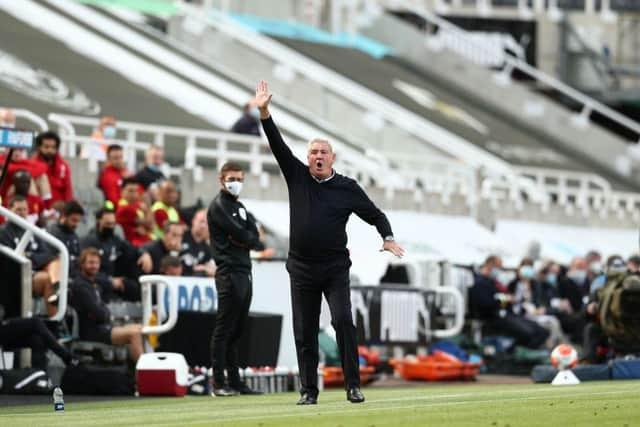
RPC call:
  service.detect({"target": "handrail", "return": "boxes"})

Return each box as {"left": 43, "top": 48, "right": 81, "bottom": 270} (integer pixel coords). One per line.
{"left": 179, "top": 3, "right": 516, "bottom": 176}
{"left": 0, "top": 108, "right": 49, "bottom": 132}
{"left": 0, "top": 206, "right": 69, "bottom": 322}
{"left": 139, "top": 275, "right": 179, "bottom": 335}
{"left": 401, "top": 5, "right": 640, "bottom": 143}
{"left": 432, "top": 286, "right": 465, "bottom": 338}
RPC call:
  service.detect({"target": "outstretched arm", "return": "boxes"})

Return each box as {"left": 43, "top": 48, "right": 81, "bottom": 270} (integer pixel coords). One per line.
{"left": 350, "top": 181, "right": 405, "bottom": 258}
{"left": 255, "top": 80, "right": 304, "bottom": 180}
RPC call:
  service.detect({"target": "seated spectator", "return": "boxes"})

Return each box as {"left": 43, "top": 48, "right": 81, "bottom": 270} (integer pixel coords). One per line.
{"left": 0, "top": 196, "right": 61, "bottom": 316}
{"left": 98, "top": 144, "right": 131, "bottom": 206}
{"left": 627, "top": 254, "right": 640, "bottom": 273}
{"left": 180, "top": 208, "right": 215, "bottom": 277}
{"left": 48, "top": 200, "right": 84, "bottom": 278}
{"left": 560, "top": 257, "right": 587, "bottom": 313}
{"left": 585, "top": 250, "right": 603, "bottom": 296}
{"left": 1, "top": 169, "right": 45, "bottom": 226}
{"left": 160, "top": 255, "right": 183, "bottom": 276}
{"left": 230, "top": 99, "right": 260, "bottom": 136}
{"left": 538, "top": 261, "right": 585, "bottom": 343}
{"left": 0, "top": 148, "right": 51, "bottom": 208}
{"left": 508, "top": 258, "right": 566, "bottom": 348}
{"left": 151, "top": 180, "right": 183, "bottom": 238}
{"left": 0, "top": 315, "right": 78, "bottom": 369}
{"left": 81, "top": 207, "right": 151, "bottom": 302}
{"left": 134, "top": 145, "right": 166, "bottom": 200}
{"left": 469, "top": 255, "right": 548, "bottom": 349}
{"left": 71, "top": 248, "right": 143, "bottom": 362}
{"left": 82, "top": 115, "right": 117, "bottom": 161}
{"left": 32, "top": 131, "right": 73, "bottom": 209}
{"left": 142, "top": 222, "right": 184, "bottom": 274}
{"left": 116, "top": 178, "right": 153, "bottom": 247}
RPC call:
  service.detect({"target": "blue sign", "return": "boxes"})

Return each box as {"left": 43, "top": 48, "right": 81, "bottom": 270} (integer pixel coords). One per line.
{"left": 0, "top": 127, "right": 34, "bottom": 149}
{"left": 161, "top": 278, "right": 217, "bottom": 317}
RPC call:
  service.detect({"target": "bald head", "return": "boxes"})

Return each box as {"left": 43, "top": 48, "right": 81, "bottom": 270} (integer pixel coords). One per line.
{"left": 159, "top": 180, "right": 178, "bottom": 206}
{"left": 0, "top": 108, "right": 16, "bottom": 128}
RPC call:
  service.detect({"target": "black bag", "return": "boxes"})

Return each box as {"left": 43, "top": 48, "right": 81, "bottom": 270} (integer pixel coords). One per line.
{"left": 61, "top": 365, "right": 135, "bottom": 395}
{"left": 0, "top": 369, "right": 53, "bottom": 394}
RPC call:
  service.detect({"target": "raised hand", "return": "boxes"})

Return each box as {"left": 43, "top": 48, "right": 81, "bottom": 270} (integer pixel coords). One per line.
{"left": 255, "top": 80, "right": 273, "bottom": 116}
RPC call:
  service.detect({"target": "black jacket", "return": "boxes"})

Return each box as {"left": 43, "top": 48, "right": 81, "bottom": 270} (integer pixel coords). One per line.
{"left": 469, "top": 273, "right": 503, "bottom": 320}
{"left": 207, "top": 190, "right": 263, "bottom": 275}
{"left": 230, "top": 114, "right": 260, "bottom": 136}
{"left": 180, "top": 230, "right": 213, "bottom": 276}
{"left": 48, "top": 222, "right": 80, "bottom": 277}
{"left": 261, "top": 117, "right": 392, "bottom": 264}
{"left": 134, "top": 165, "right": 165, "bottom": 190}
{"left": 141, "top": 239, "right": 177, "bottom": 275}
{"left": 81, "top": 228, "right": 142, "bottom": 301}
{"left": 0, "top": 222, "right": 55, "bottom": 270}
{"left": 70, "top": 274, "right": 111, "bottom": 341}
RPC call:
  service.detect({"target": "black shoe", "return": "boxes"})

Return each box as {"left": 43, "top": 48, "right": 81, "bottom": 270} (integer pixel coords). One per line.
{"left": 296, "top": 393, "right": 318, "bottom": 405}
{"left": 212, "top": 386, "right": 239, "bottom": 397}
{"left": 347, "top": 387, "right": 365, "bottom": 403}
{"left": 233, "top": 384, "right": 264, "bottom": 395}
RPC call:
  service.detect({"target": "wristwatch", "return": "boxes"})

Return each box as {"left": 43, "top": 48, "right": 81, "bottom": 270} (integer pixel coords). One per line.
{"left": 384, "top": 235, "right": 395, "bottom": 242}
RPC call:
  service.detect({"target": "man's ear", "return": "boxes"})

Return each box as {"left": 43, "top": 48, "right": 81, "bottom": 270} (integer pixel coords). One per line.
{"left": 332, "top": 153, "right": 336, "bottom": 161}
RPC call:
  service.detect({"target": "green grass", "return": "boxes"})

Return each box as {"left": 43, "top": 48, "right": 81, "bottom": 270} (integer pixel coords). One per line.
{"left": 1, "top": 381, "right": 639, "bottom": 427}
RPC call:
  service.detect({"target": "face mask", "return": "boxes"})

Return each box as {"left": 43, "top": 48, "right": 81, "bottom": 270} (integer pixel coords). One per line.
{"left": 589, "top": 261, "right": 603, "bottom": 274}
{"left": 250, "top": 106, "right": 260, "bottom": 120}
{"left": 490, "top": 267, "right": 501, "bottom": 279}
{"left": 545, "top": 274, "right": 557, "bottom": 286}
{"left": 225, "top": 181, "right": 243, "bottom": 197}
{"left": 1, "top": 122, "right": 15, "bottom": 128}
{"left": 519, "top": 266, "right": 535, "bottom": 280}
{"left": 100, "top": 227, "right": 115, "bottom": 239}
{"left": 103, "top": 126, "right": 116, "bottom": 139}
{"left": 568, "top": 269, "right": 587, "bottom": 284}
{"left": 59, "top": 223, "right": 74, "bottom": 233}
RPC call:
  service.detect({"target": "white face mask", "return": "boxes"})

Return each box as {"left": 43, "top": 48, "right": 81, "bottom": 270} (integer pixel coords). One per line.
{"left": 568, "top": 269, "right": 587, "bottom": 284}
{"left": 224, "top": 181, "right": 243, "bottom": 197}
{"left": 1, "top": 122, "right": 15, "bottom": 128}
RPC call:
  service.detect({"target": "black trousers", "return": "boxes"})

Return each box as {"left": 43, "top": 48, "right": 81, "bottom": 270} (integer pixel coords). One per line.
{"left": 0, "top": 317, "right": 73, "bottom": 369}
{"left": 490, "top": 313, "right": 549, "bottom": 349}
{"left": 210, "top": 271, "right": 252, "bottom": 387}
{"left": 289, "top": 258, "right": 359, "bottom": 396}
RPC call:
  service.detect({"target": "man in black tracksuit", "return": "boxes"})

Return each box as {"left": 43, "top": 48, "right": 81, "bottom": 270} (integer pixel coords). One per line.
{"left": 207, "top": 162, "right": 264, "bottom": 396}
{"left": 255, "top": 81, "right": 405, "bottom": 405}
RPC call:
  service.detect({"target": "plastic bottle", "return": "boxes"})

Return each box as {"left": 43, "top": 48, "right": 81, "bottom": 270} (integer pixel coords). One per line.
{"left": 53, "top": 387, "right": 64, "bottom": 412}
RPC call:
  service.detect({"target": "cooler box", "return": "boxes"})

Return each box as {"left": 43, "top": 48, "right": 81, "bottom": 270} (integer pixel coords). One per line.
{"left": 136, "top": 353, "right": 189, "bottom": 396}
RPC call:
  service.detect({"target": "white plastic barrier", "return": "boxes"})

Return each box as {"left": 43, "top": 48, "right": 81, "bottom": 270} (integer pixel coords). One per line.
{"left": 0, "top": 205, "right": 69, "bottom": 322}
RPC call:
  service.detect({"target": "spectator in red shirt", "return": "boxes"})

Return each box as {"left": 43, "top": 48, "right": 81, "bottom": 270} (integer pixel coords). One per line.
{"left": 2, "top": 170, "right": 45, "bottom": 226}
{"left": 116, "top": 177, "right": 153, "bottom": 247}
{"left": 32, "top": 131, "right": 73, "bottom": 209}
{"left": 0, "top": 149, "right": 51, "bottom": 205}
{"left": 99, "top": 144, "right": 131, "bottom": 206}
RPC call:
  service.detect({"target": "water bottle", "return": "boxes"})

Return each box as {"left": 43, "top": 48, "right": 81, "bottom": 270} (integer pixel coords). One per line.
{"left": 53, "top": 387, "right": 64, "bottom": 412}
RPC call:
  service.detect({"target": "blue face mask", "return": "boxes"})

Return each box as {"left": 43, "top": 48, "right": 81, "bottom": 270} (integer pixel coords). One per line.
{"left": 249, "top": 106, "right": 260, "bottom": 120}
{"left": 546, "top": 273, "right": 557, "bottom": 286}
{"left": 519, "top": 266, "right": 535, "bottom": 279}
{"left": 103, "top": 125, "right": 116, "bottom": 139}
{"left": 490, "top": 267, "right": 501, "bottom": 279}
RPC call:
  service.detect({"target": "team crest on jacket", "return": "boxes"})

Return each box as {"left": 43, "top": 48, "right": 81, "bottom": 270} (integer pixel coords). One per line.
{"left": 238, "top": 207, "right": 247, "bottom": 221}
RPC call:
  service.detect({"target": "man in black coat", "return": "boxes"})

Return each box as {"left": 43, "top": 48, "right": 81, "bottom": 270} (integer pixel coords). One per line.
{"left": 469, "top": 255, "right": 549, "bottom": 349}
{"left": 48, "top": 200, "right": 84, "bottom": 278}
{"left": 207, "top": 162, "right": 264, "bottom": 396}
{"left": 255, "top": 80, "right": 404, "bottom": 405}
{"left": 81, "top": 207, "right": 151, "bottom": 301}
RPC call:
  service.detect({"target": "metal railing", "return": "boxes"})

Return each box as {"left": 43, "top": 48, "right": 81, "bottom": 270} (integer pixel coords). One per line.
{"left": 0, "top": 107, "right": 48, "bottom": 132}
{"left": 430, "top": 0, "right": 617, "bottom": 21}
{"left": 394, "top": 3, "right": 640, "bottom": 143}
{"left": 0, "top": 205, "right": 69, "bottom": 322}
{"left": 140, "top": 275, "right": 180, "bottom": 336}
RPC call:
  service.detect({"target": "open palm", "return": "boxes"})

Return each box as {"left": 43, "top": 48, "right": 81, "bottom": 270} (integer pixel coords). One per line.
{"left": 255, "top": 80, "right": 273, "bottom": 109}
